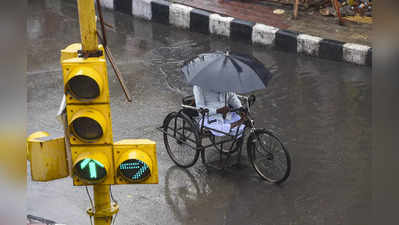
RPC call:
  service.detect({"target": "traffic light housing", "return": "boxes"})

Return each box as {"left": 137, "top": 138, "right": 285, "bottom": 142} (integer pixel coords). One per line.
{"left": 61, "top": 43, "right": 109, "bottom": 104}
{"left": 61, "top": 43, "right": 158, "bottom": 186}
{"left": 28, "top": 2, "right": 159, "bottom": 224}
{"left": 66, "top": 104, "right": 113, "bottom": 145}
{"left": 62, "top": 57, "right": 110, "bottom": 104}
{"left": 61, "top": 43, "right": 114, "bottom": 186}
{"left": 114, "top": 139, "right": 158, "bottom": 184}
{"left": 27, "top": 131, "right": 69, "bottom": 181}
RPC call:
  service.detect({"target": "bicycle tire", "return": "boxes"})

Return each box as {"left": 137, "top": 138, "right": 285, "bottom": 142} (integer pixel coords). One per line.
{"left": 163, "top": 111, "right": 200, "bottom": 168}
{"left": 247, "top": 129, "right": 291, "bottom": 184}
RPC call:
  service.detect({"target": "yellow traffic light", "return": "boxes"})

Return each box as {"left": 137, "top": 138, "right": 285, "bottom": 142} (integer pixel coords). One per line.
{"left": 61, "top": 45, "right": 109, "bottom": 104}
{"left": 65, "top": 66, "right": 104, "bottom": 100}
{"left": 27, "top": 1, "right": 160, "bottom": 224}
{"left": 61, "top": 44, "right": 114, "bottom": 186}
{"left": 113, "top": 139, "right": 158, "bottom": 184}
{"left": 60, "top": 43, "right": 158, "bottom": 188}
{"left": 66, "top": 104, "right": 113, "bottom": 145}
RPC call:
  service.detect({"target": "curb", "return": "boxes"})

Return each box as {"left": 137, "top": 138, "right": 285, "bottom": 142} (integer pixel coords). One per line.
{"left": 103, "top": 0, "right": 372, "bottom": 67}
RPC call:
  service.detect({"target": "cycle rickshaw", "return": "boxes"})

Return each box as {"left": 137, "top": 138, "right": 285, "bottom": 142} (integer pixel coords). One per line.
{"left": 159, "top": 93, "right": 291, "bottom": 184}
{"left": 159, "top": 51, "right": 291, "bottom": 184}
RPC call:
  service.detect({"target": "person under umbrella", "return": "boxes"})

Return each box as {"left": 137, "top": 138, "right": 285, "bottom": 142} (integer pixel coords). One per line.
{"left": 193, "top": 85, "right": 245, "bottom": 149}
{"left": 183, "top": 51, "right": 272, "bottom": 151}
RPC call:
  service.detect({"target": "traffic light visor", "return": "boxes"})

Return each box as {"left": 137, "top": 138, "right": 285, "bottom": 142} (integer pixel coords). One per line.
{"left": 65, "top": 67, "right": 103, "bottom": 100}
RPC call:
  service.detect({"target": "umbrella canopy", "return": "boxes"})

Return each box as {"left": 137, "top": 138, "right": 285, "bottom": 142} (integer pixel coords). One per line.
{"left": 182, "top": 51, "right": 272, "bottom": 93}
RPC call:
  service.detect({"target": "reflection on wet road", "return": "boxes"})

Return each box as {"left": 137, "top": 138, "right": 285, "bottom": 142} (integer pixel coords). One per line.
{"left": 27, "top": 1, "right": 371, "bottom": 225}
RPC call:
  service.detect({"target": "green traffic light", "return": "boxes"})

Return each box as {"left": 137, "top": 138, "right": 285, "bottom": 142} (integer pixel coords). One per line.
{"left": 75, "top": 158, "right": 106, "bottom": 181}
{"left": 118, "top": 159, "right": 150, "bottom": 182}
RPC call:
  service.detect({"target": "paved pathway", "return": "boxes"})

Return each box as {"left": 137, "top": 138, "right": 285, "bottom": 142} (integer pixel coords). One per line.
{"left": 172, "top": 0, "right": 372, "bottom": 45}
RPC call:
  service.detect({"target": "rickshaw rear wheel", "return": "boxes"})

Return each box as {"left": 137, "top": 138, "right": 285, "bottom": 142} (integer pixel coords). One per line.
{"left": 163, "top": 111, "right": 200, "bottom": 168}
{"left": 247, "top": 129, "right": 291, "bottom": 184}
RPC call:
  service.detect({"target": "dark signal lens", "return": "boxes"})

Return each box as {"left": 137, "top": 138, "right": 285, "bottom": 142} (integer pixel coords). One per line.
{"left": 72, "top": 117, "right": 103, "bottom": 140}
{"left": 67, "top": 75, "right": 100, "bottom": 99}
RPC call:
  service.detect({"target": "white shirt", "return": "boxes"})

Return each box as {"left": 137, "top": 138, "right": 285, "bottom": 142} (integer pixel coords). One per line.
{"left": 193, "top": 85, "right": 242, "bottom": 121}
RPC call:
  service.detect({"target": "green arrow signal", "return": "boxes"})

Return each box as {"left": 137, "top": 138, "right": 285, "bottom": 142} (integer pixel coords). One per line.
{"left": 80, "top": 159, "right": 104, "bottom": 179}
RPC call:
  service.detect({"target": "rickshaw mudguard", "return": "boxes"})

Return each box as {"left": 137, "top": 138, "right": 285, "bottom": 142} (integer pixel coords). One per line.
{"left": 177, "top": 110, "right": 201, "bottom": 134}
{"left": 161, "top": 110, "right": 200, "bottom": 145}
{"left": 162, "top": 112, "right": 177, "bottom": 129}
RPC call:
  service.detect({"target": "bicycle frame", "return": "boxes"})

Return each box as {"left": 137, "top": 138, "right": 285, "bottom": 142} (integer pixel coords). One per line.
{"left": 161, "top": 94, "right": 291, "bottom": 183}
{"left": 181, "top": 101, "right": 257, "bottom": 154}
{"left": 159, "top": 94, "right": 257, "bottom": 154}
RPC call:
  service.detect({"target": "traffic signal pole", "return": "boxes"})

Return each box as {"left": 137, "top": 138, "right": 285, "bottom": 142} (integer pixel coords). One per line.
{"left": 75, "top": 1, "right": 116, "bottom": 225}
{"left": 77, "top": 0, "right": 98, "bottom": 52}
{"left": 87, "top": 185, "right": 118, "bottom": 225}
{"left": 27, "top": 1, "right": 158, "bottom": 224}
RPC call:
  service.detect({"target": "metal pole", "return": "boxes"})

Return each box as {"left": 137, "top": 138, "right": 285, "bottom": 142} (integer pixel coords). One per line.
{"left": 97, "top": 31, "right": 133, "bottom": 102}
{"left": 96, "top": 0, "right": 107, "bottom": 47}
{"left": 294, "top": 0, "right": 299, "bottom": 19}
{"left": 74, "top": 2, "right": 118, "bottom": 225}
{"left": 88, "top": 184, "right": 118, "bottom": 225}
{"left": 77, "top": 0, "right": 98, "bottom": 52}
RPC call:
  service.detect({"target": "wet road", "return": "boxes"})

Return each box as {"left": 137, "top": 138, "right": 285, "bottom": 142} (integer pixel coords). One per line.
{"left": 27, "top": 1, "right": 372, "bottom": 225}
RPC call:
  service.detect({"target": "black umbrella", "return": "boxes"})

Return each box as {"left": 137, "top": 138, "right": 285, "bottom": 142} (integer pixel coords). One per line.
{"left": 181, "top": 51, "right": 272, "bottom": 93}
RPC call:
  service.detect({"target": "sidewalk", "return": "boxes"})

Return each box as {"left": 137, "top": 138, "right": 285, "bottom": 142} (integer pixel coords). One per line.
{"left": 171, "top": 0, "right": 371, "bottom": 46}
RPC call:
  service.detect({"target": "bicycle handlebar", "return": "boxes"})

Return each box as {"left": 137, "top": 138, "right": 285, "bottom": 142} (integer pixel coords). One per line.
{"left": 181, "top": 104, "right": 197, "bottom": 110}
{"left": 236, "top": 94, "right": 248, "bottom": 101}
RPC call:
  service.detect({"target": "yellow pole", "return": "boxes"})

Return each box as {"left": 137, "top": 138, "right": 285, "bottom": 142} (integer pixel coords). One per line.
{"left": 75, "top": 2, "right": 118, "bottom": 225}
{"left": 89, "top": 184, "right": 118, "bottom": 225}
{"left": 77, "top": 0, "right": 98, "bottom": 52}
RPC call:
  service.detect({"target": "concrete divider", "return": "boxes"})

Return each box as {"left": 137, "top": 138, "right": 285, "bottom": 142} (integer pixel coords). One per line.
{"left": 95, "top": 0, "right": 372, "bottom": 66}
{"left": 209, "top": 14, "right": 234, "bottom": 37}
{"left": 169, "top": 4, "right": 193, "bottom": 29}
{"left": 230, "top": 19, "right": 255, "bottom": 43}
{"left": 275, "top": 29, "right": 299, "bottom": 53}
{"left": 190, "top": 9, "right": 211, "bottom": 35}
{"left": 252, "top": 24, "right": 279, "bottom": 45}
{"left": 101, "top": 0, "right": 113, "bottom": 9}
{"left": 343, "top": 43, "right": 372, "bottom": 65}
{"left": 297, "top": 34, "right": 322, "bottom": 56}
{"left": 151, "top": 0, "right": 170, "bottom": 24}
{"left": 319, "top": 39, "right": 344, "bottom": 62}
{"left": 132, "top": 0, "right": 152, "bottom": 20}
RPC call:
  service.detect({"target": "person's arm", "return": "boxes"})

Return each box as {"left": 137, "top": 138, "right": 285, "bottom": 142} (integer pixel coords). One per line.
{"left": 230, "top": 117, "right": 244, "bottom": 128}
{"left": 193, "top": 86, "right": 217, "bottom": 115}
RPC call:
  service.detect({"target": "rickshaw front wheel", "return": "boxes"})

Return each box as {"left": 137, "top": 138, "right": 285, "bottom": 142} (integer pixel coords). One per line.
{"left": 247, "top": 129, "right": 291, "bottom": 184}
